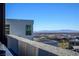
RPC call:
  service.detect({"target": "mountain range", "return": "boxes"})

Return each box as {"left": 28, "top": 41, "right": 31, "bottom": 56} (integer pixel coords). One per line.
{"left": 34, "top": 30, "right": 79, "bottom": 33}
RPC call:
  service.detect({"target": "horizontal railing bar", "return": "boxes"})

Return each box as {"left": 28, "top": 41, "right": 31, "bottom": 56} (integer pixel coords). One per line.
{"left": 7, "top": 35, "right": 79, "bottom": 56}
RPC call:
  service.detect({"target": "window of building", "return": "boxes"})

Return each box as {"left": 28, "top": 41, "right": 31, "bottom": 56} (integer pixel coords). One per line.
{"left": 5, "top": 24, "right": 10, "bottom": 34}
{"left": 26, "top": 25, "right": 32, "bottom": 35}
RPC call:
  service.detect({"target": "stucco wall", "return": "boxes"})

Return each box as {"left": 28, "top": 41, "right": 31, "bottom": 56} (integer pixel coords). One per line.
{"left": 5, "top": 19, "right": 33, "bottom": 39}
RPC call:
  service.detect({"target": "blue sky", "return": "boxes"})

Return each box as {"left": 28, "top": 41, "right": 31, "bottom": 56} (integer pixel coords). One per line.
{"left": 6, "top": 3, "right": 79, "bottom": 31}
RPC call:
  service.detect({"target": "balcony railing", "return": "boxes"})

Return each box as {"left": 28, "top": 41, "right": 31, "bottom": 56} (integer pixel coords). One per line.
{"left": 6, "top": 35, "right": 79, "bottom": 56}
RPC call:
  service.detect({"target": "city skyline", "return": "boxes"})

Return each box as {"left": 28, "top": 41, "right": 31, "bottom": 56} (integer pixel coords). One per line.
{"left": 6, "top": 3, "right": 79, "bottom": 31}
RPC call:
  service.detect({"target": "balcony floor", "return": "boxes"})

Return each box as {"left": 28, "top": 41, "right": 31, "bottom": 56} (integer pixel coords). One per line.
{"left": 0, "top": 42, "right": 13, "bottom": 56}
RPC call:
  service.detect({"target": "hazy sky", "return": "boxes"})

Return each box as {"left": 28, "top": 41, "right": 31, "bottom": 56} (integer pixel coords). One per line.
{"left": 6, "top": 3, "right": 79, "bottom": 31}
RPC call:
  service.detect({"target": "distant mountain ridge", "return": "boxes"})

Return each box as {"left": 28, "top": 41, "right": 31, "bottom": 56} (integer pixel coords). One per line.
{"left": 34, "top": 30, "right": 79, "bottom": 33}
